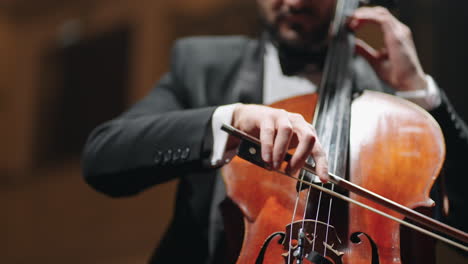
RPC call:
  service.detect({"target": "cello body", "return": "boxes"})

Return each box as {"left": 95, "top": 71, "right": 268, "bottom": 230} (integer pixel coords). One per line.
{"left": 221, "top": 91, "right": 445, "bottom": 263}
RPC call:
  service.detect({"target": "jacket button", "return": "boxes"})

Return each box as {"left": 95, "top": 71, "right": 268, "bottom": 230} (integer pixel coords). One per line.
{"left": 181, "top": 147, "right": 190, "bottom": 160}
{"left": 163, "top": 149, "right": 173, "bottom": 164}
{"left": 154, "top": 151, "right": 163, "bottom": 164}
{"left": 172, "top": 148, "right": 182, "bottom": 163}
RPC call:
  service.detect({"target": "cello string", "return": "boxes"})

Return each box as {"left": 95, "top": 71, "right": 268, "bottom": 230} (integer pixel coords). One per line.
{"left": 283, "top": 16, "right": 343, "bottom": 256}
{"left": 311, "top": 183, "right": 324, "bottom": 252}
{"left": 324, "top": 41, "right": 354, "bottom": 256}
{"left": 291, "top": 10, "right": 340, "bottom": 256}
{"left": 221, "top": 123, "right": 468, "bottom": 255}
{"left": 273, "top": 168, "right": 468, "bottom": 252}
{"left": 288, "top": 170, "right": 305, "bottom": 264}
{"left": 316, "top": 15, "right": 343, "bottom": 259}
{"left": 308, "top": 21, "right": 337, "bottom": 258}
{"left": 322, "top": 0, "right": 358, "bottom": 255}
{"left": 323, "top": 185, "right": 336, "bottom": 256}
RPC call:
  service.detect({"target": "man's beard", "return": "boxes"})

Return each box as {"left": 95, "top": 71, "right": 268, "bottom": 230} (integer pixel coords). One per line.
{"left": 263, "top": 11, "right": 332, "bottom": 53}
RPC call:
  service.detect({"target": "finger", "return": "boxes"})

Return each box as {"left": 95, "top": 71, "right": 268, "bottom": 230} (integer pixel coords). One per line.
{"left": 287, "top": 128, "right": 316, "bottom": 176}
{"left": 286, "top": 116, "right": 329, "bottom": 183}
{"left": 260, "top": 118, "right": 275, "bottom": 164}
{"left": 349, "top": 7, "right": 411, "bottom": 48}
{"left": 272, "top": 112, "right": 293, "bottom": 169}
{"left": 285, "top": 115, "right": 316, "bottom": 175}
{"left": 355, "top": 38, "right": 379, "bottom": 63}
{"left": 355, "top": 38, "right": 388, "bottom": 70}
{"left": 310, "top": 140, "right": 329, "bottom": 183}
{"left": 348, "top": 6, "right": 400, "bottom": 47}
{"left": 348, "top": 6, "right": 394, "bottom": 31}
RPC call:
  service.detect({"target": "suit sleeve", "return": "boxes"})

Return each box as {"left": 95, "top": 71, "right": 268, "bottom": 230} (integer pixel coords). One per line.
{"left": 82, "top": 42, "right": 217, "bottom": 197}
{"left": 428, "top": 89, "right": 468, "bottom": 231}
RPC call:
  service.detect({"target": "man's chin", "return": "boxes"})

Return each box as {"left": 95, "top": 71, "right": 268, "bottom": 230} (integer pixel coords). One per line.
{"left": 277, "top": 29, "right": 314, "bottom": 50}
{"left": 277, "top": 27, "right": 329, "bottom": 51}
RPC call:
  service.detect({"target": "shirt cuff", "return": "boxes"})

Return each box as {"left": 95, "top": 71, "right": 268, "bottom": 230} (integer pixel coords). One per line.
{"left": 210, "top": 103, "right": 240, "bottom": 167}
{"left": 395, "top": 75, "right": 442, "bottom": 111}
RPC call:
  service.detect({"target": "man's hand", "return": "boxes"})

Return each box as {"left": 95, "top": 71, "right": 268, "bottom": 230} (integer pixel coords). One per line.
{"left": 231, "top": 104, "right": 329, "bottom": 183}
{"left": 348, "top": 6, "right": 428, "bottom": 92}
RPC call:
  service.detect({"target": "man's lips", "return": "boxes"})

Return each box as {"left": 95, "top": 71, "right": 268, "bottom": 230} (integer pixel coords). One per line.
{"left": 278, "top": 13, "right": 314, "bottom": 25}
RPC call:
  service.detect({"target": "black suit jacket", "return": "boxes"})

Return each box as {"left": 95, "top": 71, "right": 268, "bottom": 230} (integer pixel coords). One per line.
{"left": 82, "top": 36, "right": 468, "bottom": 263}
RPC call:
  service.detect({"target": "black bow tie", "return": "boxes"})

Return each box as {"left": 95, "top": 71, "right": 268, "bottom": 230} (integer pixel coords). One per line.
{"left": 277, "top": 44, "right": 327, "bottom": 76}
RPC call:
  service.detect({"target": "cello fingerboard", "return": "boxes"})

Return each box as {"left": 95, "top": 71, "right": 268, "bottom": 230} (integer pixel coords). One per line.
{"left": 312, "top": 0, "right": 359, "bottom": 178}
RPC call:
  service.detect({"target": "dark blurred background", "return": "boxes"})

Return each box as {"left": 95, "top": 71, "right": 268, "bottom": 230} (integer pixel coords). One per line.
{"left": 0, "top": 0, "right": 466, "bottom": 263}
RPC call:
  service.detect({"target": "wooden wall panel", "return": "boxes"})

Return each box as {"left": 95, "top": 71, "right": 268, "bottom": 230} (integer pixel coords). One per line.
{"left": 0, "top": 1, "right": 256, "bottom": 263}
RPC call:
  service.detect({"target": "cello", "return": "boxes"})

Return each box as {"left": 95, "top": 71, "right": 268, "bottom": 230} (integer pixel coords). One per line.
{"left": 221, "top": 0, "right": 468, "bottom": 263}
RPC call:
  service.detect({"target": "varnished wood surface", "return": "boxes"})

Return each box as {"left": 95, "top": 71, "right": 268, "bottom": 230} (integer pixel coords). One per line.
{"left": 345, "top": 90, "right": 445, "bottom": 264}
{"left": 222, "top": 91, "right": 445, "bottom": 263}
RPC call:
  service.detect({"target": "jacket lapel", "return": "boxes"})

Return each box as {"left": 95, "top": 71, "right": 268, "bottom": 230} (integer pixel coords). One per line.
{"left": 229, "top": 37, "right": 265, "bottom": 104}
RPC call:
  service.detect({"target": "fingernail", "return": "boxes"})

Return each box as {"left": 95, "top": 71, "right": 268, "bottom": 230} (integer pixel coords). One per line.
{"left": 321, "top": 175, "right": 330, "bottom": 184}
{"left": 273, "top": 162, "right": 279, "bottom": 169}
{"left": 264, "top": 153, "right": 271, "bottom": 162}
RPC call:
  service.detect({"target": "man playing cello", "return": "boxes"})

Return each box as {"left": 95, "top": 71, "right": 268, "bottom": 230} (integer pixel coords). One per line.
{"left": 83, "top": 0, "right": 468, "bottom": 262}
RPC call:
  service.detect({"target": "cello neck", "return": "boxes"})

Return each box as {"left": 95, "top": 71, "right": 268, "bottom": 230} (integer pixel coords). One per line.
{"left": 313, "top": 0, "right": 359, "bottom": 177}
